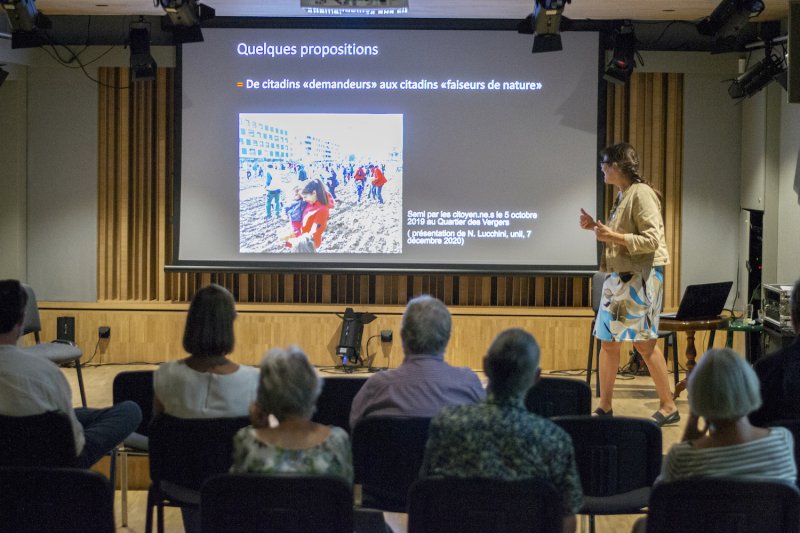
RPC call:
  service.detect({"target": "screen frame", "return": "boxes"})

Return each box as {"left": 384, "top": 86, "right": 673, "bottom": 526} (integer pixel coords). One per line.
{"left": 167, "top": 17, "right": 607, "bottom": 275}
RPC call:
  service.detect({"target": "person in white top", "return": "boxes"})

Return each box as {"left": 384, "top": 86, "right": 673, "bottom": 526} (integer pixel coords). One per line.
{"left": 659, "top": 348, "right": 796, "bottom": 484}
{"left": 153, "top": 284, "right": 259, "bottom": 418}
{"left": 152, "top": 283, "right": 259, "bottom": 533}
{"left": 0, "top": 279, "right": 141, "bottom": 468}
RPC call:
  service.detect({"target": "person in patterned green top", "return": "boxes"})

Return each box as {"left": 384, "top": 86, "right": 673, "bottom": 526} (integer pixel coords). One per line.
{"left": 420, "top": 328, "right": 583, "bottom": 533}
{"left": 230, "top": 346, "right": 353, "bottom": 484}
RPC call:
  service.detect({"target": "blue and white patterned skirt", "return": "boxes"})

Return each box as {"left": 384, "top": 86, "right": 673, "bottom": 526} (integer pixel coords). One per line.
{"left": 593, "top": 267, "right": 664, "bottom": 342}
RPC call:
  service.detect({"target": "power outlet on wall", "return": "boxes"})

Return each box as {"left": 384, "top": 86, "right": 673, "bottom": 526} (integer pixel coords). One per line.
{"left": 98, "top": 326, "right": 111, "bottom": 339}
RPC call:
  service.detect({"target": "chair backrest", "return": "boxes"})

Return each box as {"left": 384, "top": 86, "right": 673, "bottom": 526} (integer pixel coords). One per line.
{"left": 311, "top": 376, "right": 368, "bottom": 434}
{"left": 646, "top": 478, "right": 800, "bottom": 533}
{"left": 351, "top": 416, "right": 432, "bottom": 512}
{"left": 113, "top": 370, "right": 155, "bottom": 437}
{"left": 407, "top": 477, "right": 562, "bottom": 533}
{"left": 148, "top": 414, "right": 250, "bottom": 491}
{"left": 525, "top": 377, "right": 592, "bottom": 418}
{"left": 0, "top": 411, "right": 77, "bottom": 467}
{"left": 552, "top": 416, "right": 662, "bottom": 497}
{"left": 200, "top": 473, "right": 353, "bottom": 533}
{"left": 0, "top": 466, "right": 114, "bottom": 533}
{"left": 591, "top": 272, "right": 607, "bottom": 313}
{"left": 20, "top": 283, "right": 41, "bottom": 339}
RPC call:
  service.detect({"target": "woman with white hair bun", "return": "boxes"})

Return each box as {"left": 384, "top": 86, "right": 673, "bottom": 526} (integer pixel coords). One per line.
{"left": 658, "top": 348, "right": 796, "bottom": 484}
{"left": 230, "top": 346, "right": 353, "bottom": 484}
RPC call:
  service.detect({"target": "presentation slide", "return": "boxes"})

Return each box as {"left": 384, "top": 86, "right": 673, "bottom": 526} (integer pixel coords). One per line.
{"left": 176, "top": 28, "right": 601, "bottom": 272}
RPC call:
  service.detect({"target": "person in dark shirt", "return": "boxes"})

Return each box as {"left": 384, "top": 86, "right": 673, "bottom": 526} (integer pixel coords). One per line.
{"left": 750, "top": 278, "right": 800, "bottom": 427}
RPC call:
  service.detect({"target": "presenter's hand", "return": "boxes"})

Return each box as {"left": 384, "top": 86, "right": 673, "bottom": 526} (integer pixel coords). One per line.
{"left": 579, "top": 208, "right": 596, "bottom": 230}
{"left": 594, "top": 220, "right": 622, "bottom": 244}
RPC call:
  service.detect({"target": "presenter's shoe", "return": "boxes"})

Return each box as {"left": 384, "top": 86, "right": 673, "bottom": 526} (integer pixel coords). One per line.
{"left": 593, "top": 407, "right": 613, "bottom": 416}
{"left": 652, "top": 410, "right": 680, "bottom": 427}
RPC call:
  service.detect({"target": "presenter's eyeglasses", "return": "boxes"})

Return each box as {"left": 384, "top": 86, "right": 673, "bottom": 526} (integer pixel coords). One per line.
{"left": 599, "top": 158, "right": 611, "bottom": 166}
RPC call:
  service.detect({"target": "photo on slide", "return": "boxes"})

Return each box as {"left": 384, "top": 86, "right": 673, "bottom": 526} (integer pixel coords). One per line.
{"left": 238, "top": 113, "right": 403, "bottom": 254}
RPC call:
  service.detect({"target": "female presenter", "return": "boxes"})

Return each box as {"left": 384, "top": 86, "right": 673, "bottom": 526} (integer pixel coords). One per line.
{"left": 579, "top": 142, "right": 679, "bottom": 426}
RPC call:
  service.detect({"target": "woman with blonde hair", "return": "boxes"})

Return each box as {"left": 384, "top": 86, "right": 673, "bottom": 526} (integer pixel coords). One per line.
{"left": 231, "top": 346, "right": 352, "bottom": 484}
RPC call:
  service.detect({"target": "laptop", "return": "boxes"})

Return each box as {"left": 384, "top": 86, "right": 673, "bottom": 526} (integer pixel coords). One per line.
{"left": 660, "top": 281, "right": 733, "bottom": 321}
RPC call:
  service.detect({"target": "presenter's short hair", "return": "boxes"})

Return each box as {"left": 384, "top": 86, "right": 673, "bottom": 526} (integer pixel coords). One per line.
{"left": 256, "top": 346, "right": 322, "bottom": 420}
{"left": 401, "top": 295, "right": 451, "bottom": 356}
{"left": 182, "top": 284, "right": 236, "bottom": 357}
{"left": 484, "top": 328, "right": 540, "bottom": 401}
{"left": 0, "top": 280, "right": 27, "bottom": 334}
{"left": 688, "top": 348, "right": 762, "bottom": 421}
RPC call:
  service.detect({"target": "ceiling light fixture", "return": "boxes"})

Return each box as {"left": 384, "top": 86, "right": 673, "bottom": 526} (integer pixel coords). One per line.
{"left": 697, "top": 0, "right": 765, "bottom": 53}
{"left": 531, "top": 0, "right": 571, "bottom": 54}
{"left": 604, "top": 22, "right": 637, "bottom": 86}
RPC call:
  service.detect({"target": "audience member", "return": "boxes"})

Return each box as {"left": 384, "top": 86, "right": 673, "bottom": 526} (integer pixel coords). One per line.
{"left": 349, "top": 295, "right": 485, "bottom": 429}
{"left": 420, "top": 328, "right": 582, "bottom": 533}
{"left": 659, "top": 348, "right": 796, "bottom": 484}
{"left": 153, "top": 283, "right": 259, "bottom": 418}
{"left": 152, "top": 283, "right": 259, "bottom": 532}
{"left": 750, "top": 277, "right": 800, "bottom": 427}
{"left": 230, "top": 346, "right": 353, "bottom": 484}
{"left": 0, "top": 279, "right": 141, "bottom": 468}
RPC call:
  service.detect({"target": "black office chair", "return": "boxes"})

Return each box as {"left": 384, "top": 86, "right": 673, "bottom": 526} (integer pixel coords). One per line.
{"left": 0, "top": 466, "right": 114, "bottom": 533}
{"left": 200, "top": 473, "right": 354, "bottom": 533}
{"left": 585, "top": 273, "right": 680, "bottom": 397}
{"left": 311, "top": 375, "right": 368, "bottom": 434}
{"left": 20, "top": 284, "right": 87, "bottom": 407}
{"left": 645, "top": 478, "right": 800, "bottom": 533}
{"left": 552, "top": 415, "right": 662, "bottom": 533}
{"left": 112, "top": 370, "right": 154, "bottom": 527}
{"left": 145, "top": 414, "right": 250, "bottom": 533}
{"left": 0, "top": 411, "right": 77, "bottom": 468}
{"left": 525, "top": 376, "right": 591, "bottom": 418}
{"left": 407, "top": 477, "right": 563, "bottom": 533}
{"left": 351, "top": 416, "right": 432, "bottom": 512}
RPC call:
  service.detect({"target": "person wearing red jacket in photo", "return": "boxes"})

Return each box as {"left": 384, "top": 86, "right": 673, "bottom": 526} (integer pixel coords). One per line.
{"left": 286, "top": 179, "right": 330, "bottom": 253}
{"left": 353, "top": 165, "right": 367, "bottom": 202}
{"left": 370, "top": 164, "right": 387, "bottom": 204}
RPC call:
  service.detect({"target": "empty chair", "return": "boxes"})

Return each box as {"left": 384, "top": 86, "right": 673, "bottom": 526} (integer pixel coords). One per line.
{"left": 552, "top": 415, "right": 662, "bottom": 533}
{"left": 311, "top": 375, "right": 368, "bottom": 433}
{"left": 645, "top": 478, "right": 800, "bottom": 533}
{"left": 525, "top": 376, "right": 591, "bottom": 417}
{"left": 145, "top": 414, "right": 250, "bottom": 533}
{"left": 200, "top": 473, "right": 353, "bottom": 533}
{"left": 407, "top": 477, "right": 563, "bottom": 533}
{"left": 351, "top": 416, "right": 432, "bottom": 512}
{"left": 20, "top": 284, "right": 86, "bottom": 406}
{"left": 0, "top": 411, "right": 77, "bottom": 468}
{"left": 112, "top": 370, "right": 154, "bottom": 527}
{"left": 0, "top": 466, "right": 114, "bottom": 533}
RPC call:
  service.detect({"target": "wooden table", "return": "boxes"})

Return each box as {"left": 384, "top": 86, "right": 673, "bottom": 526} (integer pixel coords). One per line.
{"left": 658, "top": 317, "right": 729, "bottom": 399}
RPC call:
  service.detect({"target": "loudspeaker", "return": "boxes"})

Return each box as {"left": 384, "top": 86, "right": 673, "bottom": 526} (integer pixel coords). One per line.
{"left": 789, "top": 1, "right": 800, "bottom": 103}
{"left": 56, "top": 316, "right": 75, "bottom": 342}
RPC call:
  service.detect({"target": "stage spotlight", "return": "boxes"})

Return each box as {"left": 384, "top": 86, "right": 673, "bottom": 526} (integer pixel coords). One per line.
{"left": 728, "top": 50, "right": 786, "bottom": 99}
{"left": 159, "top": 0, "right": 215, "bottom": 44}
{"left": 603, "top": 22, "right": 637, "bottom": 86}
{"left": 129, "top": 26, "right": 157, "bottom": 82}
{"left": 697, "top": 0, "right": 765, "bottom": 53}
{"left": 531, "top": 0, "right": 571, "bottom": 54}
{"left": 336, "top": 308, "right": 377, "bottom": 367}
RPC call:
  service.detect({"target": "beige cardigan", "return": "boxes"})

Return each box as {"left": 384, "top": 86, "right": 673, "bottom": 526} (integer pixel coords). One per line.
{"left": 599, "top": 182, "right": 670, "bottom": 274}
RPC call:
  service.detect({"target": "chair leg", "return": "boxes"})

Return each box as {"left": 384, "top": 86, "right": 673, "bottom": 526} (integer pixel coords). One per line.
{"left": 670, "top": 332, "right": 679, "bottom": 389}
{"left": 74, "top": 359, "right": 87, "bottom": 407}
{"left": 594, "top": 338, "right": 601, "bottom": 398}
{"left": 157, "top": 502, "right": 165, "bottom": 533}
{"left": 120, "top": 450, "right": 129, "bottom": 528}
{"left": 145, "top": 489, "right": 155, "bottom": 533}
{"left": 586, "top": 319, "right": 596, "bottom": 387}
{"left": 589, "top": 513, "right": 596, "bottom": 533}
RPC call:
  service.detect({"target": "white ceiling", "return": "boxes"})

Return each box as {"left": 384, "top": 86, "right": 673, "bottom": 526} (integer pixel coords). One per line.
{"left": 32, "top": 0, "right": 792, "bottom": 22}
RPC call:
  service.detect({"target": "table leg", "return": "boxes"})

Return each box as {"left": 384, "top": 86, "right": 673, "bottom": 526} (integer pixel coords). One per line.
{"left": 673, "top": 331, "right": 697, "bottom": 399}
